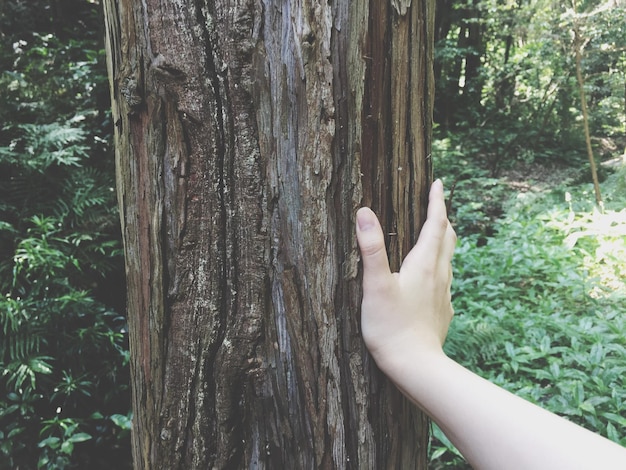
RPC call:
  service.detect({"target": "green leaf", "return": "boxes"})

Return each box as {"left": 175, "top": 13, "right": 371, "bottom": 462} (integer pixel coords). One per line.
{"left": 110, "top": 413, "right": 132, "bottom": 430}
{"left": 37, "top": 455, "right": 50, "bottom": 469}
{"left": 579, "top": 400, "right": 595, "bottom": 415}
{"left": 602, "top": 412, "right": 626, "bottom": 427}
{"left": 431, "top": 424, "right": 463, "bottom": 458}
{"left": 37, "top": 437, "right": 60, "bottom": 449}
{"left": 606, "top": 422, "right": 620, "bottom": 442}
{"left": 67, "top": 432, "right": 92, "bottom": 443}
{"left": 430, "top": 446, "right": 448, "bottom": 460}
{"left": 29, "top": 357, "right": 53, "bottom": 374}
{"left": 0, "top": 404, "right": 19, "bottom": 418}
{"left": 60, "top": 439, "right": 74, "bottom": 455}
{"left": 549, "top": 362, "right": 561, "bottom": 380}
{"left": 7, "top": 427, "right": 25, "bottom": 439}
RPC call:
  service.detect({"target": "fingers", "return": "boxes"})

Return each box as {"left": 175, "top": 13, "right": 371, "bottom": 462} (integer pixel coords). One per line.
{"left": 402, "top": 180, "right": 453, "bottom": 273}
{"left": 357, "top": 180, "right": 456, "bottom": 287}
{"left": 439, "top": 224, "right": 456, "bottom": 294}
{"left": 427, "top": 179, "right": 448, "bottom": 221}
{"left": 424, "top": 180, "right": 451, "bottom": 249}
{"left": 356, "top": 207, "right": 392, "bottom": 289}
{"left": 443, "top": 221, "right": 457, "bottom": 265}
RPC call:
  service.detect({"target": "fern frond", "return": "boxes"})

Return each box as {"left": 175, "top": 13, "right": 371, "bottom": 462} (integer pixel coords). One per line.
{"left": 1, "top": 121, "right": 89, "bottom": 172}
{"left": 0, "top": 300, "right": 41, "bottom": 364}
{"left": 40, "top": 124, "right": 86, "bottom": 147}
{"left": 445, "top": 314, "right": 508, "bottom": 366}
{"left": 55, "top": 166, "right": 117, "bottom": 229}
{"left": 3, "top": 356, "right": 53, "bottom": 392}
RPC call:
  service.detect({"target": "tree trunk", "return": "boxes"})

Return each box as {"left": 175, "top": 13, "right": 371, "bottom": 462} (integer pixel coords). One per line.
{"left": 573, "top": 24, "right": 602, "bottom": 207}
{"left": 102, "top": 0, "right": 434, "bottom": 468}
{"left": 460, "top": 0, "right": 484, "bottom": 115}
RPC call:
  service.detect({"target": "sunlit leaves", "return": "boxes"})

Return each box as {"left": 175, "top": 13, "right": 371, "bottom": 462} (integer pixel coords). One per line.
{"left": 432, "top": 179, "right": 626, "bottom": 467}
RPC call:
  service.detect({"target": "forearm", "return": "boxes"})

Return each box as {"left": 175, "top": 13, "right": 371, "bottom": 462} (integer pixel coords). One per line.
{"left": 390, "top": 352, "right": 626, "bottom": 470}
{"left": 357, "top": 182, "right": 626, "bottom": 467}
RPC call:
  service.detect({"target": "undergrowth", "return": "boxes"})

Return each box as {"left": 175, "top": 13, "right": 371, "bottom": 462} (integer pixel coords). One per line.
{"left": 429, "top": 164, "right": 626, "bottom": 468}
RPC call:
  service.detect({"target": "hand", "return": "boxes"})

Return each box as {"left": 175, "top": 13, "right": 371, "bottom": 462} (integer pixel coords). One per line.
{"left": 356, "top": 179, "right": 456, "bottom": 378}
{"left": 357, "top": 184, "right": 626, "bottom": 470}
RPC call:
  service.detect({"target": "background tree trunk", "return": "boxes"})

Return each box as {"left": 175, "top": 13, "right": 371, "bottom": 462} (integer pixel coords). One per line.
{"left": 573, "top": 21, "right": 602, "bottom": 207}
{"left": 103, "top": 0, "right": 434, "bottom": 468}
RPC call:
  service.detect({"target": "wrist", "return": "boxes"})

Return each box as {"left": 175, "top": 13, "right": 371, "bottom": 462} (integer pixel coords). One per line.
{"left": 369, "top": 336, "right": 448, "bottom": 388}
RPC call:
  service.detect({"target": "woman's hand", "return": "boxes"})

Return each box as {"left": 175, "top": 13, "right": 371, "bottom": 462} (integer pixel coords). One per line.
{"left": 357, "top": 180, "right": 626, "bottom": 470}
{"left": 356, "top": 179, "right": 456, "bottom": 378}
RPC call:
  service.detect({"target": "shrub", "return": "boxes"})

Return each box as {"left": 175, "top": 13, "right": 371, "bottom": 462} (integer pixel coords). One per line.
{"left": 430, "top": 177, "right": 626, "bottom": 468}
{"left": 0, "top": 16, "right": 130, "bottom": 468}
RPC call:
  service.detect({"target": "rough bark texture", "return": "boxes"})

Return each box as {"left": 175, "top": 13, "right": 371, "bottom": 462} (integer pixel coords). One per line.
{"left": 103, "top": 0, "right": 434, "bottom": 468}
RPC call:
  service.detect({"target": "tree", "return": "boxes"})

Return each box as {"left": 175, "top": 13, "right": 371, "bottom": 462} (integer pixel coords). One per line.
{"left": 102, "top": 0, "right": 435, "bottom": 468}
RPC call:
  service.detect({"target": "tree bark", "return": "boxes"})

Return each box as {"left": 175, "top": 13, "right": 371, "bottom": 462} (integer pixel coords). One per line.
{"left": 103, "top": 0, "right": 434, "bottom": 468}
{"left": 432, "top": 3, "right": 463, "bottom": 129}
{"left": 573, "top": 24, "right": 602, "bottom": 207}
{"left": 460, "top": 0, "right": 484, "bottom": 115}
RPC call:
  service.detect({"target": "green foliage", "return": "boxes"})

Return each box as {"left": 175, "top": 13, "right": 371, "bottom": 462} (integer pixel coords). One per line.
{"left": 0, "top": 121, "right": 88, "bottom": 171}
{"left": 0, "top": 1, "right": 130, "bottom": 468}
{"left": 429, "top": 10, "right": 625, "bottom": 454}
{"left": 429, "top": 174, "right": 626, "bottom": 468}
{"left": 434, "top": 0, "right": 626, "bottom": 173}
{"left": 0, "top": 212, "right": 129, "bottom": 469}
{"left": 431, "top": 2, "right": 626, "bottom": 453}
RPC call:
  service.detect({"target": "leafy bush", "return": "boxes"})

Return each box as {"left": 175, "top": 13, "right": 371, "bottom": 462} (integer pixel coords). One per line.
{"left": 0, "top": 2, "right": 130, "bottom": 468}
{"left": 430, "top": 175, "right": 626, "bottom": 468}
{"left": 0, "top": 139, "right": 130, "bottom": 468}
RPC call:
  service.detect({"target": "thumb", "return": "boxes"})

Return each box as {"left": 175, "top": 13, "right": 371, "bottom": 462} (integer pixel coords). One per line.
{"left": 356, "top": 208, "right": 392, "bottom": 288}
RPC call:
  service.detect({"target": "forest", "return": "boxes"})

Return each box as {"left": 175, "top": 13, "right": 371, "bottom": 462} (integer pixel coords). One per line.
{"left": 0, "top": 0, "right": 624, "bottom": 468}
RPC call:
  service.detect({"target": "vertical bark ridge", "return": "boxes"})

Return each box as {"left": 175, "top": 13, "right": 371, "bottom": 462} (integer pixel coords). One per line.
{"left": 360, "top": 0, "right": 434, "bottom": 466}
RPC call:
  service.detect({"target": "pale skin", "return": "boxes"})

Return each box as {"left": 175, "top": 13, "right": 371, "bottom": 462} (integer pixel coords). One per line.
{"left": 356, "top": 179, "right": 626, "bottom": 470}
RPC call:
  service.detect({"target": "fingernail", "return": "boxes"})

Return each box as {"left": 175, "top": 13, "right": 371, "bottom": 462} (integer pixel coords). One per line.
{"left": 356, "top": 208, "right": 375, "bottom": 231}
